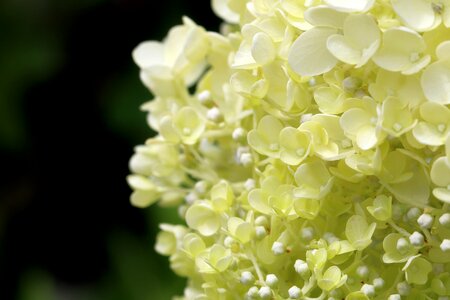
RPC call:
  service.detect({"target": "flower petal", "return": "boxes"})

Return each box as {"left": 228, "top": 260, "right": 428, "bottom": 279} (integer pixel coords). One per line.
{"left": 421, "top": 60, "right": 450, "bottom": 104}
{"left": 288, "top": 27, "right": 339, "bottom": 76}
{"left": 325, "top": 0, "right": 374, "bottom": 12}
{"left": 391, "top": 0, "right": 436, "bottom": 32}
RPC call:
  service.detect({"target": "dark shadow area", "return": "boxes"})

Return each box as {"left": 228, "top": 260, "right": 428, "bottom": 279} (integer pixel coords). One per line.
{"left": 0, "top": 0, "right": 220, "bottom": 299}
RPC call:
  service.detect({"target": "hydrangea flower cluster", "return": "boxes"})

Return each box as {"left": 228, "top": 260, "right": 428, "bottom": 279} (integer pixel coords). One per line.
{"left": 128, "top": 0, "right": 450, "bottom": 299}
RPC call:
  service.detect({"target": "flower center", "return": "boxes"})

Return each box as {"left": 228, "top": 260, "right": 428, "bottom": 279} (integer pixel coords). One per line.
{"left": 437, "top": 123, "right": 446, "bottom": 132}
{"left": 409, "top": 52, "right": 420, "bottom": 62}
{"left": 269, "top": 143, "right": 279, "bottom": 151}
{"left": 393, "top": 123, "right": 402, "bottom": 132}
{"left": 183, "top": 127, "right": 192, "bottom": 135}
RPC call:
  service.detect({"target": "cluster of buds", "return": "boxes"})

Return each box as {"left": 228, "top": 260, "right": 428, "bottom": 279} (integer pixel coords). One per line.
{"left": 128, "top": 0, "right": 450, "bottom": 299}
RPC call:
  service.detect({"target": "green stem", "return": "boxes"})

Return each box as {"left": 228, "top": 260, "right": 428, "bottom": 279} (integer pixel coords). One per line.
{"left": 388, "top": 220, "right": 410, "bottom": 237}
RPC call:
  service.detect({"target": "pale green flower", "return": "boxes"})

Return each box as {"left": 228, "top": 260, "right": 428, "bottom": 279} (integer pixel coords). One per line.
{"left": 326, "top": 14, "right": 380, "bottom": 67}
{"left": 372, "top": 27, "right": 430, "bottom": 74}
{"left": 195, "top": 244, "right": 232, "bottom": 273}
{"left": 128, "top": 2, "right": 450, "bottom": 298}
{"left": 324, "top": 0, "right": 374, "bottom": 12}
{"left": 402, "top": 255, "right": 432, "bottom": 285}
{"left": 421, "top": 41, "right": 450, "bottom": 104}
{"left": 340, "top": 97, "right": 385, "bottom": 150}
{"left": 413, "top": 102, "right": 450, "bottom": 146}
{"left": 247, "top": 115, "right": 283, "bottom": 158}
{"left": 391, "top": 0, "right": 450, "bottom": 32}
{"left": 133, "top": 17, "right": 209, "bottom": 94}
{"left": 431, "top": 153, "right": 450, "bottom": 203}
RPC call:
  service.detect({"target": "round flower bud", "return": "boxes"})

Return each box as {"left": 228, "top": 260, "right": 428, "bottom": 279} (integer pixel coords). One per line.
{"left": 244, "top": 178, "right": 256, "bottom": 191}
{"left": 406, "top": 207, "right": 420, "bottom": 220}
{"left": 361, "top": 284, "right": 375, "bottom": 297}
{"left": 206, "top": 107, "right": 222, "bottom": 122}
{"left": 396, "top": 238, "right": 409, "bottom": 254}
{"left": 232, "top": 127, "right": 246, "bottom": 142}
{"left": 388, "top": 294, "right": 401, "bottom": 300}
{"left": 417, "top": 213, "right": 433, "bottom": 229}
{"left": 255, "top": 226, "right": 267, "bottom": 239}
{"left": 258, "top": 286, "right": 272, "bottom": 299}
{"left": 255, "top": 215, "right": 268, "bottom": 226}
{"left": 294, "top": 259, "right": 309, "bottom": 276}
{"left": 301, "top": 227, "right": 314, "bottom": 241}
{"left": 356, "top": 265, "right": 369, "bottom": 279}
{"left": 409, "top": 231, "right": 425, "bottom": 247}
{"left": 185, "top": 192, "right": 198, "bottom": 205}
{"left": 197, "top": 90, "right": 211, "bottom": 104}
{"left": 265, "top": 274, "right": 278, "bottom": 287}
{"left": 373, "top": 277, "right": 384, "bottom": 290}
{"left": 239, "top": 153, "right": 253, "bottom": 166}
{"left": 272, "top": 241, "right": 285, "bottom": 255}
{"left": 194, "top": 181, "right": 208, "bottom": 195}
{"left": 247, "top": 286, "right": 259, "bottom": 298}
{"left": 323, "top": 232, "right": 339, "bottom": 244}
{"left": 439, "top": 213, "right": 450, "bottom": 227}
{"left": 288, "top": 285, "right": 301, "bottom": 299}
{"left": 440, "top": 239, "right": 450, "bottom": 252}
{"left": 240, "top": 271, "right": 254, "bottom": 285}
{"left": 342, "top": 76, "right": 362, "bottom": 93}
{"left": 397, "top": 281, "right": 411, "bottom": 296}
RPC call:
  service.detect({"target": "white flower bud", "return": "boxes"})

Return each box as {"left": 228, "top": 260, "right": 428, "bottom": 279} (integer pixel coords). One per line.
{"left": 247, "top": 286, "right": 259, "bottom": 298}
{"left": 301, "top": 227, "right": 314, "bottom": 241}
{"left": 241, "top": 271, "right": 254, "bottom": 285}
{"left": 185, "top": 192, "right": 198, "bottom": 205}
{"left": 244, "top": 178, "right": 256, "bottom": 191}
{"left": 373, "top": 277, "right": 384, "bottom": 290}
{"left": 417, "top": 213, "right": 433, "bottom": 229}
{"left": 258, "top": 286, "right": 272, "bottom": 299}
{"left": 361, "top": 284, "right": 375, "bottom": 297}
{"left": 439, "top": 213, "right": 450, "bottom": 227}
{"left": 294, "top": 259, "right": 309, "bottom": 276}
{"left": 265, "top": 274, "right": 278, "bottom": 287}
{"left": 255, "top": 226, "right": 267, "bottom": 239}
{"left": 288, "top": 285, "right": 301, "bottom": 299}
{"left": 440, "top": 239, "right": 450, "bottom": 252}
{"left": 397, "top": 281, "right": 410, "bottom": 295}
{"left": 255, "top": 215, "right": 268, "bottom": 226}
{"left": 356, "top": 265, "right": 369, "bottom": 279}
{"left": 232, "top": 127, "right": 246, "bottom": 141}
{"left": 272, "top": 241, "right": 285, "bottom": 255}
{"left": 206, "top": 107, "right": 222, "bottom": 122}
{"left": 396, "top": 238, "right": 409, "bottom": 253}
{"left": 323, "top": 232, "right": 339, "bottom": 243}
{"left": 409, "top": 231, "right": 424, "bottom": 247}
{"left": 388, "top": 294, "right": 401, "bottom": 300}
{"left": 240, "top": 153, "right": 253, "bottom": 166}
{"left": 406, "top": 207, "right": 420, "bottom": 220}
{"left": 197, "top": 90, "right": 211, "bottom": 103}
{"left": 194, "top": 181, "right": 208, "bottom": 195}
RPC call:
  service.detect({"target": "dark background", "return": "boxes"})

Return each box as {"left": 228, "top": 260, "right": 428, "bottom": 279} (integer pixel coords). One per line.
{"left": 0, "top": 0, "right": 220, "bottom": 299}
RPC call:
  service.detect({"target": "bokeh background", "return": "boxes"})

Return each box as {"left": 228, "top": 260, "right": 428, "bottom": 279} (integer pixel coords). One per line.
{"left": 0, "top": 0, "right": 220, "bottom": 299}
